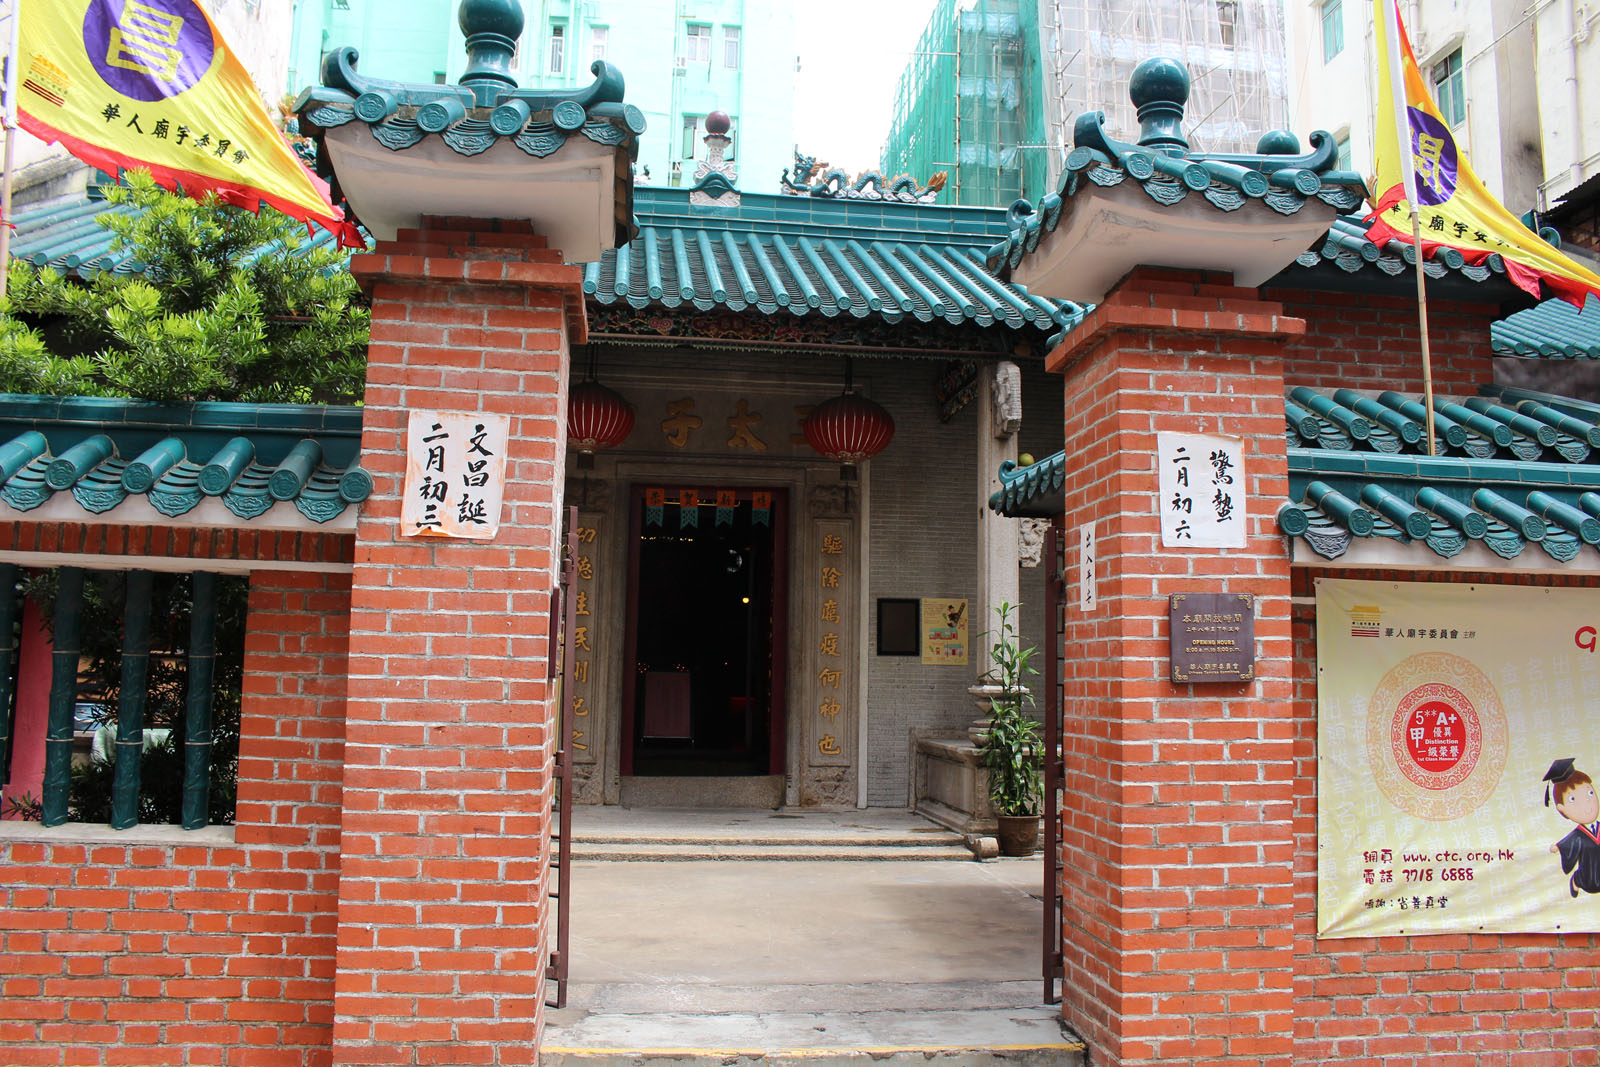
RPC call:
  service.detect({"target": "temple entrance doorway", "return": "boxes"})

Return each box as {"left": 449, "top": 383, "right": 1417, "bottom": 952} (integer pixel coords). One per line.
{"left": 620, "top": 486, "right": 788, "bottom": 782}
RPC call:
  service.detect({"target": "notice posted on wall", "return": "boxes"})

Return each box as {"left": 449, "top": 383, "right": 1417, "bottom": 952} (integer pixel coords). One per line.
{"left": 1317, "top": 578, "right": 1600, "bottom": 937}
{"left": 920, "top": 597, "right": 968, "bottom": 666}
{"left": 400, "top": 410, "right": 510, "bottom": 539}
{"left": 1156, "top": 431, "right": 1245, "bottom": 548}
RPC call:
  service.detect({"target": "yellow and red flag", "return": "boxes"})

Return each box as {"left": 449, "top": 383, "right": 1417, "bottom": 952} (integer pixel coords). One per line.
{"left": 1368, "top": 0, "right": 1600, "bottom": 306}
{"left": 13, "top": 0, "right": 359, "bottom": 244}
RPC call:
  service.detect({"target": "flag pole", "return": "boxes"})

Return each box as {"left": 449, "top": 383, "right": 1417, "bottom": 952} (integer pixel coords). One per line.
{"left": 1409, "top": 209, "right": 1438, "bottom": 456}
{"left": 1380, "top": 0, "right": 1437, "bottom": 456}
{"left": 0, "top": 0, "right": 21, "bottom": 304}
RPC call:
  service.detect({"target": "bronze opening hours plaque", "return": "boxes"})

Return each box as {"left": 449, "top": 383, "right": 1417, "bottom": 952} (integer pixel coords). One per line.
{"left": 1170, "top": 592, "right": 1255, "bottom": 683}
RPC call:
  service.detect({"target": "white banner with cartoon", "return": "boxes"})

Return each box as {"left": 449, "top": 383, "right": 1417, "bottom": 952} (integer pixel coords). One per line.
{"left": 1317, "top": 578, "right": 1600, "bottom": 937}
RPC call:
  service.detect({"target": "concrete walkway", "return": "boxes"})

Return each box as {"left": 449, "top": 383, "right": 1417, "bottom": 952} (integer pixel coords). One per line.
{"left": 543, "top": 808, "right": 1081, "bottom": 1065}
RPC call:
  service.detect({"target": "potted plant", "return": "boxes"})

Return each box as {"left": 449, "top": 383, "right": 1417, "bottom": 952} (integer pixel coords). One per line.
{"left": 979, "top": 602, "right": 1043, "bottom": 856}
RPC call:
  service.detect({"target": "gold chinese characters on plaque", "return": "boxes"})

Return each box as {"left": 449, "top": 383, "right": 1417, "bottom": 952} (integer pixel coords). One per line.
{"left": 815, "top": 521, "right": 849, "bottom": 764}
{"left": 569, "top": 522, "right": 599, "bottom": 759}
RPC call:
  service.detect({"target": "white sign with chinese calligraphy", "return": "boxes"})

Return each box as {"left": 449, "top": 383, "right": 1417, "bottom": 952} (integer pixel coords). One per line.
{"left": 400, "top": 410, "right": 510, "bottom": 539}
{"left": 1157, "top": 431, "right": 1245, "bottom": 549}
{"left": 1078, "top": 524, "right": 1097, "bottom": 613}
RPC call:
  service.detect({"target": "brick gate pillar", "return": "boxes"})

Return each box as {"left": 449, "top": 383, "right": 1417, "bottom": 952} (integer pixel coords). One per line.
{"left": 1050, "top": 268, "right": 1301, "bottom": 1067}
{"left": 334, "top": 218, "right": 584, "bottom": 1065}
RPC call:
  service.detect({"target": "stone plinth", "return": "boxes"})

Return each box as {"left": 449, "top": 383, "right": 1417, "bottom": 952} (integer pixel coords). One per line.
{"left": 912, "top": 732, "right": 996, "bottom": 835}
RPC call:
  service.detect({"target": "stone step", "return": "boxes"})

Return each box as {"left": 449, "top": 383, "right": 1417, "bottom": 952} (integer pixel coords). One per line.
{"left": 569, "top": 840, "right": 977, "bottom": 861}
{"left": 542, "top": 982, "right": 1082, "bottom": 1067}
{"left": 576, "top": 829, "right": 962, "bottom": 846}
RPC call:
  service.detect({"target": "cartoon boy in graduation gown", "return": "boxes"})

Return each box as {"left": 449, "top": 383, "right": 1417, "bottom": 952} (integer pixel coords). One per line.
{"left": 1546, "top": 757, "right": 1600, "bottom": 897}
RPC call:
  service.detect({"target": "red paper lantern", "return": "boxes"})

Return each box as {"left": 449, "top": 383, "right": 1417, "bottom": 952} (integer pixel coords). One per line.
{"left": 803, "top": 392, "right": 894, "bottom": 479}
{"left": 567, "top": 381, "right": 635, "bottom": 460}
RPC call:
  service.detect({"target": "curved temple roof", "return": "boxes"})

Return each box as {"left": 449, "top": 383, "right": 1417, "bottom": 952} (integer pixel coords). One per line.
{"left": 987, "top": 58, "right": 1368, "bottom": 281}
{"left": 583, "top": 188, "right": 1085, "bottom": 335}
{"left": 0, "top": 396, "right": 371, "bottom": 533}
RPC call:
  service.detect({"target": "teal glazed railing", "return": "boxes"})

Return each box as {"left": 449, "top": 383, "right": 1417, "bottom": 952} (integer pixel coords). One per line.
{"left": 182, "top": 572, "right": 218, "bottom": 830}
{"left": 41, "top": 567, "right": 84, "bottom": 827}
{"left": 23, "top": 567, "right": 226, "bottom": 829}
{"left": 110, "top": 570, "right": 154, "bottom": 830}
{"left": 0, "top": 563, "right": 17, "bottom": 784}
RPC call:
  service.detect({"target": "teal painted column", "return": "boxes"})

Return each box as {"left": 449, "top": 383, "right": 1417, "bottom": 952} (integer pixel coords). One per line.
{"left": 111, "top": 570, "right": 153, "bottom": 830}
{"left": 182, "top": 571, "right": 217, "bottom": 830}
{"left": 0, "top": 563, "right": 17, "bottom": 778}
{"left": 42, "top": 567, "right": 84, "bottom": 827}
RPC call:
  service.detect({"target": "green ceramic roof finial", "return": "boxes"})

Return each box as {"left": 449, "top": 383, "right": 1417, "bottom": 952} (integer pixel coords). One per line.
{"left": 459, "top": 0, "right": 524, "bottom": 103}
{"left": 1129, "top": 57, "right": 1190, "bottom": 156}
{"left": 1257, "top": 130, "right": 1302, "bottom": 155}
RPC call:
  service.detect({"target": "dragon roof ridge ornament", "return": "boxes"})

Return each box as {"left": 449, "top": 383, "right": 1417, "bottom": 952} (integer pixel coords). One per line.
{"left": 781, "top": 150, "right": 948, "bottom": 204}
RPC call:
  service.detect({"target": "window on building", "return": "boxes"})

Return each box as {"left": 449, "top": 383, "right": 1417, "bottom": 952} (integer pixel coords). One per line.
{"left": 724, "top": 26, "right": 741, "bottom": 68}
{"left": 685, "top": 23, "right": 711, "bottom": 62}
{"left": 681, "top": 115, "right": 699, "bottom": 159}
{"left": 433, "top": 70, "right": 446, "bottom": 85}
{"left": 549, "top": 24, "right": 565, "bottom": 74}
{"left": 1432, "top": 47, "right": 1465, "bottom": 126}
{"left": 1216, "top": 1, "right": 1237, "bottom": 47}
{"left": 591, "top": 25, "right": 608, "bottom": 63}
{"left": 1336, "top": 132, "right": 1352, "bottom": 171}
{"left": 1322, "top": 0, "right": 1344, "bottom": 62}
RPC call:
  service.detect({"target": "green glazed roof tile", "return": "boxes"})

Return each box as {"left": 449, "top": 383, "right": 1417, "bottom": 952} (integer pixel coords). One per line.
{"left": 994, "top": 382, "right": 1600, "bottom": 569}
{"left": 987, "top": 58, "right": 1368, "bottom": 279}
{"left": 0, "top": 394, "right": 370, "bottom": 527}
{"left": 581, "top": 194, "right": 1083, "bottom": 334}
{"left": 1492, "top": 292, "right": 1600, "bottom": 358}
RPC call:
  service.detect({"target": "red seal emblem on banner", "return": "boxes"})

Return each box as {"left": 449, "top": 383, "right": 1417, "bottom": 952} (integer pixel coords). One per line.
{"left": 1392, "top": 682, "right": 1480, "bottom": 787}
{"left": 1365, "top": 652, "right": 1506, "bottom": 821}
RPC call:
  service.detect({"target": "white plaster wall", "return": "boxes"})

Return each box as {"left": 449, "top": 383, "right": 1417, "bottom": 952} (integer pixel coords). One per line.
{"left": 1534, "top": 0, "right": 1600, "bottom": 204}
{"left": 1283, "top": 0, "right": 1594, "bottom": 210}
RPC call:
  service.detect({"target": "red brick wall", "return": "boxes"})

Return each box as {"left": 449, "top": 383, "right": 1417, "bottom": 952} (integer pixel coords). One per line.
{"left": 1289, "top": 567, "right": 1600, "bottom": 1066}
{"left": 1267, "top": 289, "right": 1498, "bottom": 395}
{"left": 0, "top": 523, "right": 354, "bottom": 568}
{"left": 0, "top": 570, "right": 352, "bottom": 1067}
{"left": 1049, "top": 270, "right": 1300, "bottom": 1066}
{"left": 336, "top": 219, "right": 579, "bottom": 1064}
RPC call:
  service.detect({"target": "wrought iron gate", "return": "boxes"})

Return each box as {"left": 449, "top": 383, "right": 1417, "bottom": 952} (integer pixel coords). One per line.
{"left": 545, "top": 507, "right": 578, "bottom": 1009}
{"left": 1042, "top": 520, "right": 1066, "bottom": 1004}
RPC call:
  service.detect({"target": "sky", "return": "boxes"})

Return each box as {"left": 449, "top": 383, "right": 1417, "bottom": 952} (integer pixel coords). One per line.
{"left": 791, "top": 1, "right": 940, "bottom": 178}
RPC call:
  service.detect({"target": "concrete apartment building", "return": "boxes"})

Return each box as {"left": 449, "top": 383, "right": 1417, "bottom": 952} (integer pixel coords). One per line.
{"left": 287, "top": 0, "right": 798, "bottom": 193}
{"left": 1284, "top": 0, "right": 1599, "bottom": 230}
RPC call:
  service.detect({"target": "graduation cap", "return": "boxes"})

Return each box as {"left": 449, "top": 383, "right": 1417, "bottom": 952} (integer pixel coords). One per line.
{"left": 1545, "top": 757, "right": 1578, "bottom": 806}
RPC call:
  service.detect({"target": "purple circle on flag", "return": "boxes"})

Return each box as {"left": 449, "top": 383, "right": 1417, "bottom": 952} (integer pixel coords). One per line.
{"left": 83, "top": 0, "right": 215, "bottom": 102}
{"left": 1407, "top": 106, "right": 1459, "bottom": 207}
